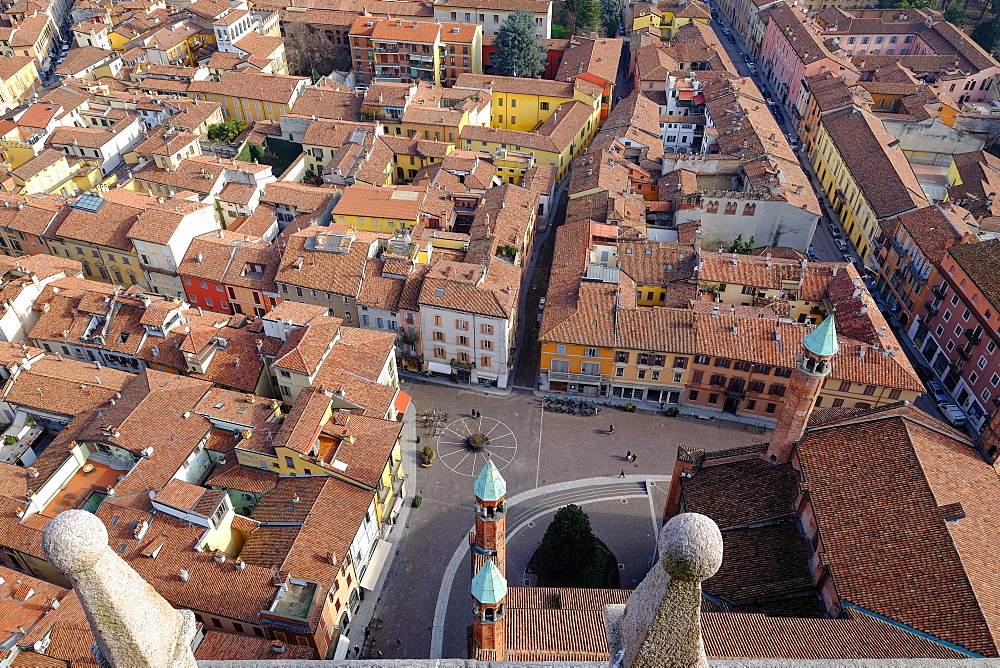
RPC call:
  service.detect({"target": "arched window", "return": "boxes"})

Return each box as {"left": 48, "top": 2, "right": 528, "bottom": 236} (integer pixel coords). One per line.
{"left": 706, "top": 200, "right": 718, "bottom": 213}
{"left": 743, "top": 203, "right": 756, "bottom": 215}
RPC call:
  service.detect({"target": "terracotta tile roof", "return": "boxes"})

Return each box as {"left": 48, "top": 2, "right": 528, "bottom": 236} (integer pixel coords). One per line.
{"left": 289, "top": 85, "right": 363, "bottom": 121}
{"left": 703, "top": 611, "right": 967, "bottom": 659}
{"left": 62, "top": 370, "right": 213, "bottom": 497}
{"left": 681, "top": 458, "right": 798, "bottom": 527}
{"left": 4, "top": 354, "right": 133, "bottom": 419}
{"left": 317, "top": 413, "right": 400, "bottom": 487}
{"left": 189, "top": 71, "right": 306, "bottom": 105}
{"left": 435, "top": 0, "right": 549, "bottom": 11}
{"left": 178, "top": 231, "right": 280, "bottom": 292}
{"left": 419, "top": 259, "right": 519, "bottom": 318}
{"left": 276, "top": 226, "right": 379, "bottom": 297}
{"left": 247, "top": 475, "right": 372, "bottom": 587}
{"left": 263, "top": 300, "right": 329, "bottom": 325}
{"left": 332, "top": 184, "right": 425, "bottom": 221}
{"left": 949, "top": 151, "right": 1000, "bottom": 220}
{"left": 271, "top": 386, "right": 330, "bottom": 454}
{"left": 820, "top": 107, "right": 928, "bottom": 219}
{"left": 260, "top": 182, "right": 335, "bottom": 215}
{"left": 882, "top": 204, "right": 972, "bottom": 265}
{"left": 797, "top": 404, "right": 1000, "bottom": 656}
{"left": 947, "top": 239, "right": 1000, "bottom": 314}
{"left": 555, "top": 37, "right": 623, "bottom": 84}
{"left": 272, "top": 319, "right": 341, "bottom": 375}
{"left": 55, "top": 46, "right": 118, "bottom": 75}
{"left": 460, "top": 100, "right": 595, "bottom": 154}
{"left": 10, "top": 149, "right": 65, "bottom": 181}
{"left": 205, "top": 458, "right": 278, "bottom": 494}
{"left": 154, "top": 477, "right": 208, "bottom": 511}
{"left": 195, "top": 631, "right": 315, "bottom": 660}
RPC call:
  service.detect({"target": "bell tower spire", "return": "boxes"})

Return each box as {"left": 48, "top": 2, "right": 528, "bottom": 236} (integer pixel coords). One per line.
{"left": 766, "top": 314, "right": 838, "bottom": 463}
{"left": 470, "top": 459, "right": 507, "bottom": 576}
{"left": 470, "top": 559, "right": 507, "bottom": 660}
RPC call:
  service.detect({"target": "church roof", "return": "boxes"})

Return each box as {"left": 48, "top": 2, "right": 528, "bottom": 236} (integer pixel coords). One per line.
{"left": 471, "top": 559, "right": 507, "bottom": 605}
{"left": 474, "top": 460, "right": 506, "bottom": 502}
{"left": 803, "top": 313, "right": 839, "bottom": 357}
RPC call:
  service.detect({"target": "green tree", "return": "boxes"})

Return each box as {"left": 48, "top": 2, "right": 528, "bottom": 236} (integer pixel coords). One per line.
{"left": 893, "top": 0, "right": 934, "bottom": 7}
{"left": 727, "top": 234, "right": 756, "bottom": 254}
{"left": 492, "top": 10, "right": 546, "bottom": 77}
{"left": 972, "top": 16, "right": 1000, "bottom": 54}
{"left": 599, "top": 0, "right": 622, "bottom": 36}
{"left": 563, "top": 0, "right": 602, "bottom": 34}
{"left": 944, "top": 4, "right": 966, "bottom": 21}
{"left": 206, "top": 119, "right": 248, "bottom": 143}
{"left": 540, "top": 504, "right": 597, "bottom": 579}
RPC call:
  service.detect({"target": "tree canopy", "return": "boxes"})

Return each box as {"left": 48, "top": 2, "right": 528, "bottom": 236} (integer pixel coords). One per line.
{"left": 727, "top": 234, "right": 756, "bottom": 254}
{"left": 206, "top": 119, "right": 248, "bottom": 143}
{"left": 599, "top": 0, "right": 622, "bottom": 37}
{"left": 492, "top": 10, "right": 547, "bottom": 77}
{"left": 943, "top": 4, "right": 966, "bottom": 22}
{"left": 563, "top": 0, "right": 602, "bottom": 35}
{"left": 972, "top": 17, "right": 1000, "bottom": 54}
{"left": 539, "top": 504, "right": 597, "bottom": 578}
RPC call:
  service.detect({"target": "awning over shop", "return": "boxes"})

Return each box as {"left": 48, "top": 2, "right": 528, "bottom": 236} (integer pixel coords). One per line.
{"left": 360, "top": 539, "right": 392, "bottom": 590}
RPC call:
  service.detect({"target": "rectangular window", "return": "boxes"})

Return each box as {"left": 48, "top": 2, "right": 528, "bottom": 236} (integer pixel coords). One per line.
{"left": 585, "top": 348, "right": 599, "bottom": 357}
{"left": 673, "top": 356, "right": 688, "bottom": 369}
{"left": 863, "top": 385, "right": 876, "bottom": 396}
{"left": 695, "top": 355, "right": 709, "bottom": 365}
{"left": 839, "top": 380, "right": 852, "bottom": 392}
{"left": 714, "top": 358, "right": 730, "bottom": 368}
{"left": 768, "top": 384, "right": 786, "bottom": 397}
{"left": 688, "top": 390, "right": 699, "bottom": 401}
{"left": 616, "top": 351, "right": 629, "bottom": 363}
{"left": 708, "top": 393, "right": 718, "bottom": 404}
{"left": 691, "top": 370, "right": 704, "bottom": 383}
{"left": 615, "top": 367, "right": 624, "bottom": 377}
{"left": 765, "top": 403, "right": 777, "bottom": 414}
{"left": 889, "top": 388, "right": 902, "bottom": 400}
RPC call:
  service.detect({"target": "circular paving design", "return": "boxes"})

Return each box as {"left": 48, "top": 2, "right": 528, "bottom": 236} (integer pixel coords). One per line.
{"left": 436, "top": 415, "right": 517, "bottom": 476}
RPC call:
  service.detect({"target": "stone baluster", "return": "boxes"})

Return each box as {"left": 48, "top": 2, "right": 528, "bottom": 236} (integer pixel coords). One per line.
{"left": 41, "top": 509, "right": 199, "bottom": 668}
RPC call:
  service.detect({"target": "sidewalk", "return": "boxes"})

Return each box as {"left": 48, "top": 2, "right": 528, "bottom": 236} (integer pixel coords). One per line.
{"left": 400, "top": 369, "right": 515, "bottom": 396}
{"left": 344, "top": 404, "right": 419, "bottom": 658}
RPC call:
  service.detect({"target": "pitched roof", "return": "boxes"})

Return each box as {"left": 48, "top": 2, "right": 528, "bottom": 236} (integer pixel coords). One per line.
{"left": 820, "top": 107, "right": 928, "bottom": 219}
{"left": 797, "top": 405, "right": 1000, "bottom": 656}
{"left": 947, "top": 238, "right": 1000, "bottom": 313}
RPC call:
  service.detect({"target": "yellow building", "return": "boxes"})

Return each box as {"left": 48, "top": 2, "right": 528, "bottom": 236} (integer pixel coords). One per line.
{"left": 631, "top": 1, "right": 710, "bottom": 37}
{"left": 455, "top": 74, "right": 601, "bottom": 133}
{"left": 0, "top": 56, "right": 41, "bottom": 114}
{"left": 459, "top": 99, "right": 598, "bottom": 180}
{"left": 811, "top": 107, "right": 927, "bottom": 261}
{"left": 332, "top": 184, "right": 426, "bottom": 234}
{"left": 188, "top": 71, "right": 308, "bottom": 122}
{"left": 231, "top": 388, "right": 405, "bottom": 524}
{"left": 9, "top": 148, "right": 77, "bottom": 196}
{"left": 43, "top": 195, "right": 148, "bottom": 288}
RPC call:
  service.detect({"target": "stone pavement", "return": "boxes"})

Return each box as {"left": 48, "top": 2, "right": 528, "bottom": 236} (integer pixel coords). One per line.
{"left": 367, "top": 383, "right": 771, "bottom": 660}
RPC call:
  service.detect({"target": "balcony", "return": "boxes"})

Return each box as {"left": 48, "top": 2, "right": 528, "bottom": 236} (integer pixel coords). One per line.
{"left": 932, "top": 284, "right": 947, "bottom": 299}
{"left": 924, "top": 301, "right": 939, "bottom": 316}
{"left": 957, "top": 346, "right": 972, "bottom": 361}
{"left": 965, "top": 328, "right": 982, "bottom": 344}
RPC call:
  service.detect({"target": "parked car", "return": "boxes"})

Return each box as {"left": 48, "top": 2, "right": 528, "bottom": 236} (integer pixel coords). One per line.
{"left": 835, "top": 238, "right": 847, "bottom": 251}
{"left": 727, "top": 34, "right": 736, "bottom": 44}
{"left": 538, "top": 297, "right": 546, "bottom": 310}
{"left": 722, "top": 27, "right": 731, "bottom": 35}
{"left": 741, "top": 53, "right": 751, "bottom": 63}
{"left": 938, "top": 403, "right": 967, "bottom": 427}
{"left": 927, "top": 380, "right": 951, "bottom": 404}
{"left": 829, "top": 224, "right": 842, "bottom": 239}
{"left": 787, "top": 135, "right": 800, "bottom": 150}
{"left": 775, "top": 114, "right": 785, "bottom": 125}
{"left": 807, "top": 245, "right": 817, "bottom": 258}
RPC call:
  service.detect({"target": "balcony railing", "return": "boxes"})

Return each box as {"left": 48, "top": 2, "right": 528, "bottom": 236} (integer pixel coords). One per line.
{"left": 924, "top": 301, "right": 939, "bottom": 315}
{"left": 965, "top": 328, "right": 982, "bottom": 344}
{"left": 932, "top": 284, "right": 947, "bottom": 299}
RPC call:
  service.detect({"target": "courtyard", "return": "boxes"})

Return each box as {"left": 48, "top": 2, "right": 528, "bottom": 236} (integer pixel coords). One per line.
{"left": 362, "top": 380, "right": 770, "bottom": 659}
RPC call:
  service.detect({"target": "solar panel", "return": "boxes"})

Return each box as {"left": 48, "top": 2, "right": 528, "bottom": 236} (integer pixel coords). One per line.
{"left": 71, "top": 193, "right": 106, "bottom": 213}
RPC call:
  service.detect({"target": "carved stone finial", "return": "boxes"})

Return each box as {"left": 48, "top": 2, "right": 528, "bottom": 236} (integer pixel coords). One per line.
{"left": 41, "top": 510, "right": 198, "bottom": 668}
{"left": 605, "top": 512, "right": 722, "bottom": 668}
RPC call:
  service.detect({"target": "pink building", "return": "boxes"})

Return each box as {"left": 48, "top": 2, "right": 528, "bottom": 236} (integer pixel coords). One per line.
{"left": 913, "top": 239, "right": 1000, "bottom": 433}
{"left": 759, "top": 3, "right": 858, "bottom": 119}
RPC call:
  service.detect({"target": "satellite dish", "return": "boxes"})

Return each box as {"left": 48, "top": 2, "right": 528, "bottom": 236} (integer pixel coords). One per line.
{"left": 141, "top": 446, "right": 154, "bottom": 458}
{"left": 148, "top": 490, "right": 156, "bottom": 500}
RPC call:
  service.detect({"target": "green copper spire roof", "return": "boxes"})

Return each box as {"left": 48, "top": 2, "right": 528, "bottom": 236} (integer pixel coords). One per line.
{"left": 471, "top": 559, "right": 507, "bottom": 604}
{"left": 474, "top": 460, "right": 506, "bottom": 502}
{"left": 803, "top": 313, "right": 839, "bottom": 357}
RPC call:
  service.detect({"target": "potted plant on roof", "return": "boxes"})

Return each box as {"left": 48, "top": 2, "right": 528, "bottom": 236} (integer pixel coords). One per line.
{"left": 468, "top": 432, "right": 487, "bottom": 449}
{"left": 421, "top": 445, "right": 435, "bottom": 467}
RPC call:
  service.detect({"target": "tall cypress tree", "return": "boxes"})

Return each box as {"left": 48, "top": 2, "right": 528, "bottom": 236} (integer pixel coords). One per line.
{"left": 493, "top": 10, "right": 546, "bottom": 77}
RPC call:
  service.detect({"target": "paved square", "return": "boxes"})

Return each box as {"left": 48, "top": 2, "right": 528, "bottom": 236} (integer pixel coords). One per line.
{"left": 366, "top": 381, "right": 771, "bottom": 659}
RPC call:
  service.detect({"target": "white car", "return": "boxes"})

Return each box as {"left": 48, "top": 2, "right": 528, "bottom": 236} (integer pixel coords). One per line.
{"left": 538, "top": 297, "right": 546, "bottom": 310}
{"left": 938, "top": 403, "right": 967, "bottom": 427}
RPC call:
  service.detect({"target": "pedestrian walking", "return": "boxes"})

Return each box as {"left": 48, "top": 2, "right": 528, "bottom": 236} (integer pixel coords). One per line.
{"left": 618, "top": 469, "right": 626, "bottom": 477}
{"left": 354, "top": 646, "right": 360, "bottom": 657}
{"left": 609, "top": 424, "right": 615, "bottom": 434}
{"left": 397, "top": 639, "right": 402, "bottom": 646}
{"left": 472, "top": 408, "right": 477, "bottom": 417}
{"left": 365, "top": 627, "right": 371, "bottom": 639}
{"left": 626, "top": 450, "right": 632, "bottom": 460}
{"left": 477, "top": 410, "right": 482, "bottom": 419}
{"left": 631, "top": 453, "right": 638, "bottom": 463}
{"left": 378, "top": 651, "right": 384, "bottom": 659}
